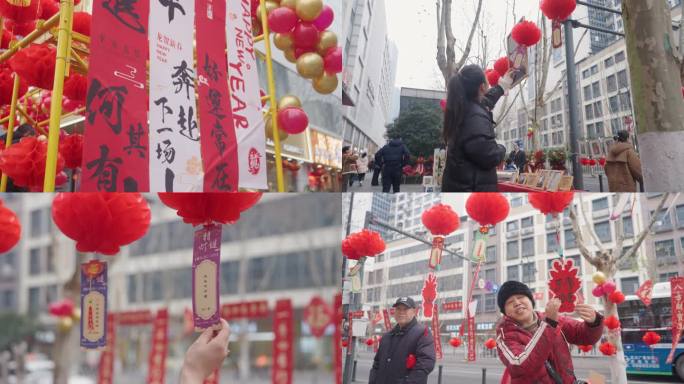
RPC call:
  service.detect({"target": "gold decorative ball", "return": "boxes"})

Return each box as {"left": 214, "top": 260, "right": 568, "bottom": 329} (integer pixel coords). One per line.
{"left": 313, "top": 73, "right": 339, "bottom": 94}
{"left": 273, "top": 33, "right": 294, "bottom": 50}
{"left": 278, "top": 95, "right": 302, "bottom": 110}
{"left": 284, "top": 48, "right": 297, "bottom": 63}
{"left": 296, "top": 52, "right": 324, "bottom": 79}
{"left": 295, "top": 0, "right": 323, "bottom": 21}
{"left": 317, "top": 31, "right": 338, "bottom": 56}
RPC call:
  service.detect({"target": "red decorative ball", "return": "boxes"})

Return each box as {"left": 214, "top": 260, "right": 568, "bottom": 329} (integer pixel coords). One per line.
{"left": 4, "top": 19, "right": 35, "bottom": 36}
{"left": 608, "top": 290, "right": 625, "bottom": 304}
{"left": 604, "top": 315, "right": 621, "bottom": 330}
{"left": 292, "top": 21, "right": 320, "bottom": 49}
{"left": 578, "top": 344, "right": 594, "bottom": 353}
{"left": 599, "top": 341, "right": 617, "bottom": 356}
{"left": 342, "top": 229, "right": 385, "bottom": 260}
{"left": 51, "top": 193, "right": 151, "bottom": 255}
{"left": 0, "top": 199, "right": 21, "bottom": 253}
{"left": 642, "top": 331, "right": 661, "bottom": 346}
{"left": 494, "top": 57, "right": 510, "bottom": 76}
{"left": 485, "top": 338, "right": 497, "bottom": 350}
{"left": 1, "top": 29, "right": 14, "bottom": 49}
{"left": 72, "top": 12, "right": 91, "bottom": 36}
{"left": 9, "top": 43, "right": 56, "bottom": 90}
{"left": 0, "top": 136, "right": 65, "bottom": 191}
{"left": 0, "top": 62, "right": 28, "bottom": 105}
{"left": 158, "top": 193, "right": 262, "bottom": 226}
{"left": 589, "top": 159, "right": 597, "bottom": 166}
{"left": 449, "top": 337, "right": 462, "bottom": 347}
{"left": 365, "top": 338, "right": 374, "bottom": 346}
{"left": 268, "top": 6, "right": 298, "bottom": 33}
{"left": 421, "top": 203, "right": 460, "bottom": 235}
{"left": 512, "top": 20, "right": 542, "bottom": 47}
{"left": 341, "top": 339, "right": 349, "bottom": 348}
{"left": 540, "top": 0, "right": 577, "bottom": 21}
{"left": 278, "top": 106, "right": 309, "bottom": 134}
{"left": 59, "top": 133, "right": 83, "bottom": 169}
{"left": 0, "top": 0, "right": 40, "bottom": 24}
{"left": 485, "top": 69, "right": 500, "bottom": 87}
{"left": 466, "top": 193, "right": 510, "bottom": 227}
{"left": 48, "top": 298, "right": 75, "bottom": 317}
{"left": 63, "top": 73, "right": 87, "bottom": 102}
{"left": 528, "top": 192, "right": 574, "bottom": 215}
{"left": 323, "top": 46, "right": 342, "bottom": 74}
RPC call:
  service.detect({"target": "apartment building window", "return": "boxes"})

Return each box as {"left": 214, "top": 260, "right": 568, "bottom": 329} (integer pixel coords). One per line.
{"left": 623, "top": 217, "right": 634, "bottom": 237}
{"left": 619, "top": 91, "right": 632, "bottom": 111}
{"left": 615, "top": 51, "right": 626, "bottom": 63}
{"left": 652, "top": 209, "right": 673, "bottom": 231}
{"left": 659, "top": 272, "right": 679, "bottom": 283}
{"left": 595, "top": 221, "right": 612, "bottom": 242}
{"left": 607, "top": 75, "right": 617, "bottom": 93}
{"left": 621, "top": 277, "right": 639, "bottom": 295}
{"left": 29, "top": 248, "right": 41, "bottom": 275}
{"left": 583, "top": 85, "right": 592, "bottom": 100}
{"left": 547, "top": 233, "right": 558, "bottom": 253}
{"left": 676, "top": 205, "right": 684, "bottom": 227}
{"left": 565, "top": 229, "right": 577, "bottom": 249}
{"left": 522, "top": 238, "right": 534, "bottom": 257}
{"left": 486, "top": 246, "right": 497, "bottom": 264}
{"left": 522, "top": 263, "right": 536, "bottom": 283}
{"left": 595, "top": 122, "right": 605, "bottom": 138}
{"left": 655, "top": 239, "right": 677, "bottom": 266}
{"left": 511, "top": 197, "right": 523, "bottom": 207}
{"left": 610, "top": 118, "right": 621, "bottom": 135}
{"left": 582, "top": 69, "right": 590, "bottom": 79}
{"left": 507, "top": 241, "right": 519, "bottom": 260}
{"left": 605, "top": 57, "right": 614, "bottom": 68}
{"left": 618, "top": 247, "right": 636, "bottom": 270}
{"left": 585, "top": 104, "right": 594, "bottom": 120}
{"left": 484, "top": 269, "right": 496, "bottom": 284}
{"left": 507, "top": 265, "right": 519, "bottom": 281}
{"left": 521, "top": 217, "right": 533, "bottom": 228}
{"left": 28, "top": 287, "right": 41, "bottom": 314}
{"left": 617, "top": 70, "right": 629, "bottom": 89}
{"left": 592, "top": 82, "right": 601, "bottom": 98}
{"left": 507, "top": 221, "right": 519, "bottom": 231}
{"left": 593, "top": 197, "right": 609, "bottom": 211}
{"left": 609, "top": 96, "right": 619, "bottom": 113}
{"left": 591, "top": 65, "right": 599, "bottom": 75}
{"left": 594, "top": 101, "right": 603, "bottom": 118}
{"left": 484, "top": 293, "right": 497, "bottom": 312}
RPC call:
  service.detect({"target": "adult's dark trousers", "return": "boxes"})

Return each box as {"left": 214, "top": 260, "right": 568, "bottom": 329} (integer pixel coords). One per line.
{"left": 382, "top": 166, "right": 402, "bottom": 193}
{"left": 371, "top": 168, "right": 381, "bottom": 186}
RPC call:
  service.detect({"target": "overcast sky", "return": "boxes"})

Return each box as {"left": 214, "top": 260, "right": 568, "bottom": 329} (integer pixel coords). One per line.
{"left": 386, "top": 0, "right": 550, "bottom": 90}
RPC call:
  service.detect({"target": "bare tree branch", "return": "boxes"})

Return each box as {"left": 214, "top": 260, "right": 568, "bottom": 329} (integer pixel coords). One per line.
{"left": 618, "top": 193, "right": 672, "bottom": 262}
{"left": 568, "top": 203, "right": 600, "bottom": 266}
{"left": 578, "top": 194, "right": 606, "bottom": 254}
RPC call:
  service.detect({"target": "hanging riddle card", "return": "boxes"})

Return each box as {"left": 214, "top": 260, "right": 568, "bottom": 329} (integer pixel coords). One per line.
{"left": 193, "top": 224, "right": 222, "bottom": 331}
{"left": 80, "top": 260, "right": 107, "bottom": 349}
{"left": 149, "top": 0, "right": 202, "bottom": 192}
{"left": 81, "top": 0, "right": 150, "bottom": 191}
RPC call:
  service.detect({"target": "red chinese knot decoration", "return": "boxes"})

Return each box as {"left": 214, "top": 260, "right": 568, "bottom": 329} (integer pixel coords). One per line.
{"left": 599, "top": 341, "right": 616, "bottom": 356}
{"left": 604, "top": 315, "right": 620, "bottom": 330}
{"left": 304, "top": 296, "right": 332, "bottom": 338}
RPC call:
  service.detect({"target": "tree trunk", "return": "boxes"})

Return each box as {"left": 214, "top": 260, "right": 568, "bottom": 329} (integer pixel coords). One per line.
{"left": 623, "top": 0, "right": 684, "bottom": 191}
{"left": 598, "top": 263, "right": 628, "bottom": 384}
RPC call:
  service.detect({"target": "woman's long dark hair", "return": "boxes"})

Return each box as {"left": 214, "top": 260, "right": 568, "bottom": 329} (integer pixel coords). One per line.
{"left": 443, "top": 64, "right": 487, "bottom": 144}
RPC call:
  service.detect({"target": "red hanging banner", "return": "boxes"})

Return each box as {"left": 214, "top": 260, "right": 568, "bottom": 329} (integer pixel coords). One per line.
{"left": 382, "top": 308, "right": 391, "bottom": 331}
{"left": 467, "top": 315, "right": 476, "bottom": 362}
{"left": 441, "top": 301, "right": 463, "bottom": 312}
{"left": 195, "top": 0, "right": 238, "bottom": 191}
{"left": 333, "top": 294, "right": 342, "bottom": 384}
{"left": 115, "top": 310, "right": 153, "bottom": 325}
{"left": 146, "top": 309, "right": 169, "bottom": 384}
{"left": 637, "top": 279, "right": 654, "bottom": 307}
{"left": 97, "top": 313, "right": 116, "bottom": 384}
{"left": 272, "top": 299, "right": 293, "bottom": 384}
{"left": 81, "top": 0, "right": 150, "bottom": 191}
{"left": 432, "top": 304, "right": 442, "bottom": 359}
{"left": 667, "top": 277, "right": 684, "bottom": 363}
{"left": 221, "top": 300, "right": 270, "bottom": 320}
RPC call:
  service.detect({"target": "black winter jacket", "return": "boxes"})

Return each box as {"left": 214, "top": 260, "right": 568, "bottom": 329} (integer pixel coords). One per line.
{"left": 442, "top": 86, "right": 506, "bottom": 192}
{"left": 369, "top": 318, "right": 436, "bottom": 384}
{"left": 377, "top": 139, "right": 411, "bottom": 169}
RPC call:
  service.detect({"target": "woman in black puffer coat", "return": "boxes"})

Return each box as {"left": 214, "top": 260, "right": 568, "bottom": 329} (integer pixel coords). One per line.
{"left": 442, "top": 65, "right": 515, "bottom": 192}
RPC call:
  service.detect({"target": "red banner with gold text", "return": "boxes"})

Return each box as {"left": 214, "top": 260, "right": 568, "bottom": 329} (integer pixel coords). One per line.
{"left": 146, "top": 309, "right": 169, "bottom": 384}
{"left": 272, "top": 299, "right": 293, "bottom": 384}
{"left": 97, "top": 313, "right": 115, "bottom": 384}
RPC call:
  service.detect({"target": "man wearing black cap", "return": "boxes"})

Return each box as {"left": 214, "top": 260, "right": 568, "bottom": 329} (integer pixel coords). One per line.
{"left": 369, "top": 297, "right": 435, "bottom": 384}
{"left": 495, "top": 281, "right": 604, "bottom": 384}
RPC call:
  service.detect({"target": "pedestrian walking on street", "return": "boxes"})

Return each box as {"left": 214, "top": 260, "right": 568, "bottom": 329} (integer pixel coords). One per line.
{"left": 605, "top": 130, "right": 643, "bottom": 192}
{"left": 342, "top": 146, "right": 359, "bottom": 192}
{"left": 495, "top": 281, "right": 604, "bottom": 384}
{"left": 442, "top": 65, "right": 517, "bottom": 192}
{"left": 354, "top": 153, "right": 369, "bottom": 187}
{"left": 371, "top": 151, "right": 383, "bottom": 186}
{"left": 376, "top": 137, "right": 411, "bottom": 193}
{"left": 369, "top": 297, "right": 435, "bottom": 384}
{"left": 507, "top": 140, "right": 527, "bottom": 171}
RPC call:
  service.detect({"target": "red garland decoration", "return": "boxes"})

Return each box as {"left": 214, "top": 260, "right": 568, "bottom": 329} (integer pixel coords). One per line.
{"left": 512, "top": 20, "right": 542, "bottom": 46}
{"left": 0, "top": 0, "right": 40, "bottom": 24}
{"left": 485, "top": 69, "right": 500, "bottom": 87}
{"left": 484, "top": 338, "right": 496, "bottom": 350}
{"left": 0, "top": 62, "right": 28, "bottom": 105}
{"left": 51, "top": 193, "right": 151, "bottom": 255}
{"left": 449, "top": 337, "right": 462, "bottom": 347}
{"left": 63, "top": 73, "right": 87, "bottom": 102}
{"left": 59, "top": 133, "right": 84, "bottom": 169}
{"left": 599, "top": 341, "right": 617, "bottom": 356}
{"left": 608, "top": 290, "right": 625, "bottom": 304}
{"left": 0, "top": 136, "right": 65, "bottom": 191}
{"left": 0, "top": 199, "right": 21, "bottom": 253}
{"left": 421, "top": 203, "right": 460, "bottom": 235}
{"left": 493, "top": 57, "right": 510, "bottom": 76}
{"left": 158, "top": 192, "right": 262, "bottom": 226}
{"left": 528, "top": 192, "right": 574, "bottom": 215}
{"left": 604, "top": 315, "right": 621, "bottom": 330}
{"left": 9, "top": 43, "right": 56, "bottom": 90}
{"left": 465, "top": 193, "right": 510, "bottom": 227}
{"left": 578, "top": 344, "right": 594, "bottom": 353}
{"left": 540, "top": 0, "right": 577, "bottom": 21}
{"left": 642, "top": 331, "right": 661, "bottom": 346}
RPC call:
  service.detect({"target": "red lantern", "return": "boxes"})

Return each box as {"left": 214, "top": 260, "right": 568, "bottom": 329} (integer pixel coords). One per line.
{"left": 63, "top": 73, "right": 87, "bottom": 102}
{"left": 40, "top": 0, "right": 59, "bottom": 19}
{"left": 421, "top": 204, "right": 460, "bottom": 235}
{"left": 365, "top": 338, "right": 374, "bottom": 346}
{"left": 465, "top": 193, "right": 510, "bottom": 227}
{"left": 1, "top": 29, "right": 14, "bottom": 49}
{"left": 72, "top": 12, "right": 91, "bottom": 36}
{"left": 540, "top": 0, "right": 577, "bottom": 21}
{"left": 608, "top": 290, "right": 625, "bottom": 304}
{"left": 485, "top": 338, "right": 496, "bottom": 350}
{"left": 278, "top": 106, "right": 309, "bottom": 134}
{"left": 599, "top": 341, "right": 616, "bottom": 356}
{"left": 59, "top": 133, "right": 83, "bottom": 169}
{"left": 292, "top": 21, "right": 320, "bottom": 49}
{"left": 528, "top": 192, "right": 574, "bottom": 215}
{"left": 485, "top": 69, "right": 500, "bottom": 87}
{"left": 158, "top": 192, "right": 262, "bottom": 226}
{"left": 9, "top": 43, "right": 56, "bottom": 90}
{"left": 642, "top": 331, "right": 661, "bottom": 347}
{"left": 0, "top": 199, "right": 21, "bottom": 253}
{"left": 5, "top": 19, "right": 35, "bottom": 36}
{"left": 406, "top": 354, "right": 416, "bottom": 369}
{"left": 589, "top": 159, "right": 597, "bottom": 166}
{"left": 52, "top": 193, "right": 151, "bottom": 255}
{"left": 449, "top": 337, "right": 462, "bottom": 347}
{"left": 512, "top": 20, "right": 542, "bottom": 46}
{"left": 341, "top": 339, "right": 349, "bottom": 348}
{"left": 48, "top": 298, "right": 75, "bottom": 317}
{"left": 578, "top": 344, "right": 593, "bottom": 353}
{"left": 341, "top": 229, "right": 385, "bottom": 260}
{"left": 0, "top": 0, "right": 40, "bottom": 24}
{"left": 323, "top": 46, "right": 342, "bottom": 74}
{"left": 0, "top": 136, "right": 65, "bottom": 191}
{"left": 604, "top": 315, "right": 620, "bottom": 330}
{"left": 0, "top": 62, "right": 28, "bottom": 105}
{"left": 493, "top": 57, "right": 510, "bottom": 76}
{"left": 268, "top": 6, "right": 298, "bottom": 33}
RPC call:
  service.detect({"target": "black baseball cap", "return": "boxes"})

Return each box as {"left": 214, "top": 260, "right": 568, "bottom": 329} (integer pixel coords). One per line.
{"left": 393, "top": 297, "right": 416, "bottom": 309}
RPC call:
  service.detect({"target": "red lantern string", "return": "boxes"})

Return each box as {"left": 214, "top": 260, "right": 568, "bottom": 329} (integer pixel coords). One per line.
{"left": 485, "top": 338, "right": 496, "bottom": 350}
{"left": 642, "top": 331, "right": 661, "bottom": 347}
{"left": 341, "top": 229, "right": 385, "bottom": 260}
{"left": 0, "top": 136, "right": 65, "bottom": 191}
{"left": 599, "top": 341, "right": 616, "bottom": 356}
{"left": 604, "top": 315, "right": 621, "bottom": 330}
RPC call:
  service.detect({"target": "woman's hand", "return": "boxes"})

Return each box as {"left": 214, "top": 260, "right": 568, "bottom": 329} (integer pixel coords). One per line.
{"left": 180, "top": 319, "right": 230, "bottom": 383}
{"left": 574, "top": 304, "right": 598, "bottom": 324}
